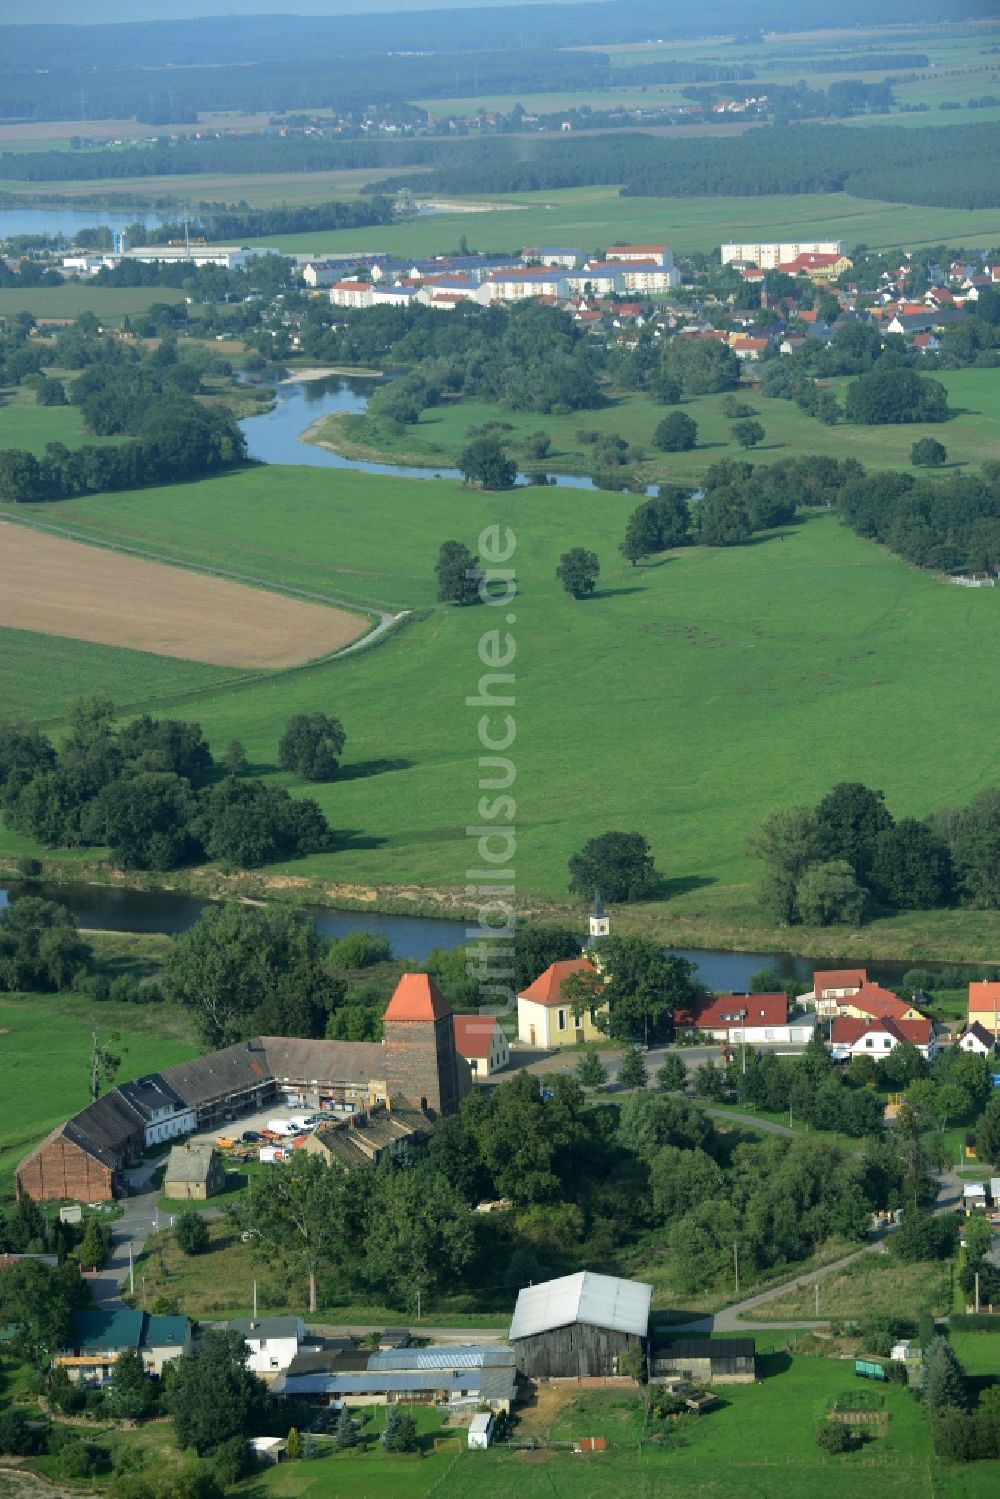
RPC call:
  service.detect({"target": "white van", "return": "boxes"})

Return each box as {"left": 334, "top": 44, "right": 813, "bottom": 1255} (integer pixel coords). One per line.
{"left": 288, "top": 1116, "right": 314, "bottom": 1133}
{"left": 267, "top": 1118, "right": 296, "bottom": 1137}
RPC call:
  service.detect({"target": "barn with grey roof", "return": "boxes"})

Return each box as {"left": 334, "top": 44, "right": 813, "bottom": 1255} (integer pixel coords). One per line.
{"left": 509, "top": 1271, "right": 652, "bottom": 1379}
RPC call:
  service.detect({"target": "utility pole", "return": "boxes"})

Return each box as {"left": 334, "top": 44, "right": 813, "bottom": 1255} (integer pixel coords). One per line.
{"left": 733, "top": 1242, "right": 739, "bottom": 1296}
{"left": 253, "top": 1280, "right": 258, "bottom": 1319}
{"left": 416, "top": 1290, "right": 421, "bottom": 1321}
{"left": 815, "top": 1282, "right": 820, "bottom": 1318}
{"left": 128, "top": 1242, "right": 134, "bottom": 1296}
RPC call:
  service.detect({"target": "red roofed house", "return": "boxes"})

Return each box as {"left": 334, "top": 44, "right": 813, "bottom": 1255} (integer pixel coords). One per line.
{"left": 452, "top": 1016, "right": 510, "bottom": 1080}
{"left": 776, "top": 252, "right": 853, "bottom": 282}
{"left": 845, "top": 982, "right": 924, "bottom": 1024}
{"left": 674, "top": 993, "right": 805, "bottom": 1043}
{"left": 811, "top": 969, "right": 867, "bottom": 1016}
{"left": 382, "top": 974, "right": 472, "bottom": 1117}
{"left": 329, "top": 280, "right": 373, "bottom": 309}
{"left": 968, "top": 982, "right": 1000, "bottom": 1037}
{"left": 517, "top": 957, "right": 606, "bottom": 1047}
{"left": 830, "top": 1015, "right": 939, "bottom": 1061}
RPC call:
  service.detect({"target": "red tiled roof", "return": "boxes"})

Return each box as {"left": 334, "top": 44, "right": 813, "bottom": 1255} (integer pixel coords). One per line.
{"left": 831, "top": 1015, "right": 932, "bottom": 1047}
{"left": 849, "top": 981, "right": 912, "bottom": 1020}
{"left": 969, "top": 981, "right": 1000, "bottom": 1013}
{"left": 452, "top": 1016, "right": 504, "bottom": 1059}
{"left": 383, "top": 973, "right": 452, "bottom": 1023}
{"left": 814, "top": 969, "right": 867, "bottom": 995}
{"left": 519, "top": 957, "right": 597, "bottom": 1006}
{"left": 675, "top": 992, "right": 787, "bottom": 1029}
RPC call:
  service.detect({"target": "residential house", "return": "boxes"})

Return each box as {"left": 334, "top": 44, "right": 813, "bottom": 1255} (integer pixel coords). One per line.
{"left": 958, "top": 1022, "right": 998, "bottom": 1057}
{"left": 777, "top": 253, "right": 853, "bottom": 282}
{"left": 227, "top": 1316, "right": 305, "bottom": 1376}
{"left": 729, "top": 334, "right": 769, "bottom": 361}
{"left": 301, "top": 261, "right": 341, "bottom": 289}
{"left": 516, "top": 957, "right": 606, "bottom": 1047}
{"left": 452, "top": 1016, "right": 510, "bottom": 1079}
{"left": 674, "top": 993, "right": 814, "bottom": 1045}
{"left": 163, "top": 1143, "right": 226, "bottom": 1201}
{"left": 482, "top": 268, "right": 569, "bottom": 302}
{"left": 563, "top": 265, "right": 625, "bottom": 297}
{"left": 520, "top": 246, "right": 583, "bottom": 267}
{"left": 843, "top": 982, "right": 925, "bottom": 1024}
{"left": 968, "top": 982, "right": 1000, "bottom": 1036}
{"left": 721, "top": 240, "right": 846, "bottom": 270}
{"left": 604, "top": 245, "right": 675, "bottom": 270}
{"left": 116, "top": 1075, "right": 195, "bottom": 1148}
{"left": 809, "top": 968, "right": 868, "bottom": 1016}
{"left": 369, "top": 285, "right": 421, "bottom": 307}
{"left": 54, "top": 1310, "right": 191, "bottom": 1385}
{"left": 329, "top": 280, "right": 373, "bottom": 309}
{"left": 829, "top": 1015, "right": 939, "bottom": 1062}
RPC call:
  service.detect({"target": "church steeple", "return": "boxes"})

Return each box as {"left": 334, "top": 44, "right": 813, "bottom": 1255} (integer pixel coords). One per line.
{"left": 588, "top": 891, "right": 610, "bottom": 941}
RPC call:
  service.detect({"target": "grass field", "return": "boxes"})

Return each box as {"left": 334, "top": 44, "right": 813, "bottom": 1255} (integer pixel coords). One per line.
{"left": 3, "top": 464, "right": 1000, "bottom": 962}
{"left": 317, "top": 368, "right": 1000, "bottom": 481}
{"left": 0, "top": 989, "right": 197, "bottom": 1194}
{"left": 746, "top": 1253, "right": 954, "bottom": 1324}
{"left": 238, "top": 186, "right": 1000, "bottom": 262}
{"left": 0, "top": 285, "right": 187, "bottom": 321}
{"left": 0, "top": 388, "right": 104, "bottom": 454}
{"left": 0, "top": 624, "right": 248, "bottom": 723}
{"left": 241, "top": 1352, "right": 994, "bottom": 1499}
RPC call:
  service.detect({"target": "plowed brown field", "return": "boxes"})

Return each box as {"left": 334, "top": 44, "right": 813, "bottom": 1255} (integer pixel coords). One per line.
{"left": 1, "top": 522, "right": 367, "bottom": 667}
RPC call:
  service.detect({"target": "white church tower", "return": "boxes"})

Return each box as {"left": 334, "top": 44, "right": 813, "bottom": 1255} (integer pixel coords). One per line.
{"left": 588, "top": 892, "right": 610, "bottom": 942}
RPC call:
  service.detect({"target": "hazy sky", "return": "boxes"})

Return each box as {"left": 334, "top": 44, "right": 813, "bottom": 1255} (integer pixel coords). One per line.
{"left": 12, "top": 0, "right": 581, "bottom": 22}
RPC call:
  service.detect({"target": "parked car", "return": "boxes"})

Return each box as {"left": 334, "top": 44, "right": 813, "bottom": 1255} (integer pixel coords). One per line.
{"left": 242, "top": 1130, "right": 262, "bottom": 1143}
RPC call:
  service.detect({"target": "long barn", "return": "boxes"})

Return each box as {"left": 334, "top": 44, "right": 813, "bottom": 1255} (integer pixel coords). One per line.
{"left": 509, "top": 1271, "right": 652, "bottom": 1379}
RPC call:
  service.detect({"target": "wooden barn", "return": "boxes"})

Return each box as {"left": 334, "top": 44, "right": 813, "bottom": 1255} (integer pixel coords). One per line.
{"left": 509, "top": 1271, "right": 652, "bottom": 1379}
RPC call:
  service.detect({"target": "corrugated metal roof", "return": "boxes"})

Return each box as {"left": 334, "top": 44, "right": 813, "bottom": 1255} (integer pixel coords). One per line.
{"left": 368, "top": 1345, "right": 514, "bottom": 1371}
{"left": 509, "top": 1272, "right": 652, "bottom": 1341}
{"left": 275, "top": 1370, "right": 498, "bottom": 1395}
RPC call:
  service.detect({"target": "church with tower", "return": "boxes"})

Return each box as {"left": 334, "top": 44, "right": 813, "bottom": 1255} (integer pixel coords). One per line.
{"left": 514, "top": 895, "right": 611, "bottom": 1048}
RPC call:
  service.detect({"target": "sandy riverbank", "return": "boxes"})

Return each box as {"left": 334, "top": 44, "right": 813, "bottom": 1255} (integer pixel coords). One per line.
{"left": 279, "top": 365, "right": 383, "bottom": 383}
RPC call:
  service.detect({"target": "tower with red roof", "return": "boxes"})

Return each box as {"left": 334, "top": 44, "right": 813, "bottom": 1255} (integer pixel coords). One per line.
{"left": 382, "top": 974, "right": 470, "bottom": 1117}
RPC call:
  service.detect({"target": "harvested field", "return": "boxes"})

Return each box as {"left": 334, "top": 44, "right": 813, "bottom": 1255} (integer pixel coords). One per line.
{"left": 0, "top": 521, "right": 367, "bottom": 668}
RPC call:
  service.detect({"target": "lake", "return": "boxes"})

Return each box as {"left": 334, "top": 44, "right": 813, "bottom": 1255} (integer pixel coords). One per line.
{"left": 0, "top": 206, "right": 166, "bottom": 241}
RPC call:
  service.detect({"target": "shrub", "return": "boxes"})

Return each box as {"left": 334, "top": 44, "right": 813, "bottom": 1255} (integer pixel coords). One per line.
{"left": 816, "top": 1421, "right": 854, "bottom": 1453}
{"left": 175, "top": 1210, "right": 210, "bottom": 1255}
{"left": 0, "top": 1409, "right": 36, "bottom": 1456}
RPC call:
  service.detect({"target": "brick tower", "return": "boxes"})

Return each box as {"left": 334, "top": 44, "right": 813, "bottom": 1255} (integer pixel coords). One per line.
{"left": 382, "top": 974, "right": 471, "bottom": 1117}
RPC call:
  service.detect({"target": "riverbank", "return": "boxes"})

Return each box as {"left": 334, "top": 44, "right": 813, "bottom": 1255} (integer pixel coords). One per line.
{"left": 279, "top": 364, "right": 383, "bottom": 383}
{"left": 4, "top": 857, "right": 998, "bottom": 966}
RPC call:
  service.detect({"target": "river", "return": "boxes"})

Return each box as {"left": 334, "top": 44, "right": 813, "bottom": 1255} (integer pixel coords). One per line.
{"left": 0, "top": 881, "right": 938, "bottom": 991}
{"left": 238, "top": 372, "right": 653, "bottom": 491}
{"left": 0, "top": 206, "right": 166, "bottom": 241}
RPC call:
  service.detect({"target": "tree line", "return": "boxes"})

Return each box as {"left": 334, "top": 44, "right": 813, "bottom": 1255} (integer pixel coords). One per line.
{"left": 0, "top": 701, "right": 341, "bottom": 873}
{"left": 750, "top": 779, "right": 1000, "bottom": 925}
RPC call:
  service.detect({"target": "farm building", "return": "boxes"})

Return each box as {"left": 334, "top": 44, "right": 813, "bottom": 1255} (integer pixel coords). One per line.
{"left": 649, "top": 1337, "right": 757, "bottom": 1385}
{"left": 163, "top": 1144, "right": 226, "bottom": 1200}
{"left": 301, "top": 1101, "right": 427, "bottom": 1170}
{"left": 509, "top": 1271, "right": 651, "bottom": 1379}
{"left": 16, "top": 976, "right": 470, "bottom": 1201}
{"left": 272, "top": 1343, "right": 516, "bottom": 1411}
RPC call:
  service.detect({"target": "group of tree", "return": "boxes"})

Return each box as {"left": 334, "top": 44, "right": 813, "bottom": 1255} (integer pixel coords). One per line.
{"left": 620, "top": 490, "right": 691, "bottom": 563}
{"left": 0, "top": 342, "right": 247, "bottom": 503}
{"left": 838, "top": 461, "right": 1000, "bottom": 573}
{"left": 220, "top": 1062, "right": 915, "bottom": 1317}
{"left": 0, "top": 701, "right": 336, "bottom": 872}
{"left": 750, "top": 779, "right": 1000, "bottom": 924}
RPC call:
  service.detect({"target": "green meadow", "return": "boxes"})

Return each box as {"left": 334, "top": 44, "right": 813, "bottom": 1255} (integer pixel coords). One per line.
{"left": 243, "top": 1351, "right": 992, "bottom": 1499}
{"left": 4, "top": 462, "right": 1000, "bottom": 953}
{"left": 320, "top": 368, "right": 1000, "bottom": 481}
{"left": 0, "top": 389, "right": 98, "bottom": 454}
{"left": 0, "top": 285, "right": 187, "bottom": 321}
{"left": 0, "top": 990, "right": 197, "bottom": 1194}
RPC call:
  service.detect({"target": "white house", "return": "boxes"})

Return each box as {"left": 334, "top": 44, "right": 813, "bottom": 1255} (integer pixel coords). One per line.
{"left": 452, "top": 1016, "right": 510, "bottom": 1080}
{"left": 605, "top": 245, "right": 675, "bottom": 269}
{"left": 564, "top": 265, "right": 625, "bottom": 297}
{"left": 228, "top": 1316, "right": 304, "bottom": 1376}
{"left": 116, "top": 1075, "right": 196, "bottom": 1148}
{"left": 482, "top": 269, "right": 569, "bottom": 302}
{"left": 959, "top": 1022, "right": 998, "bottom": 1057}
{"left": 329, "top": 280, "right": 373, "bottom": 309}
{"left": 302, "top": 261, "right": 341, "bottom": 289}
{"left": 369, "top": 285, "right": 421, "bottom": 307}
{"left": 830, "top": 1015, "right": 939, "bottom": 1063}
